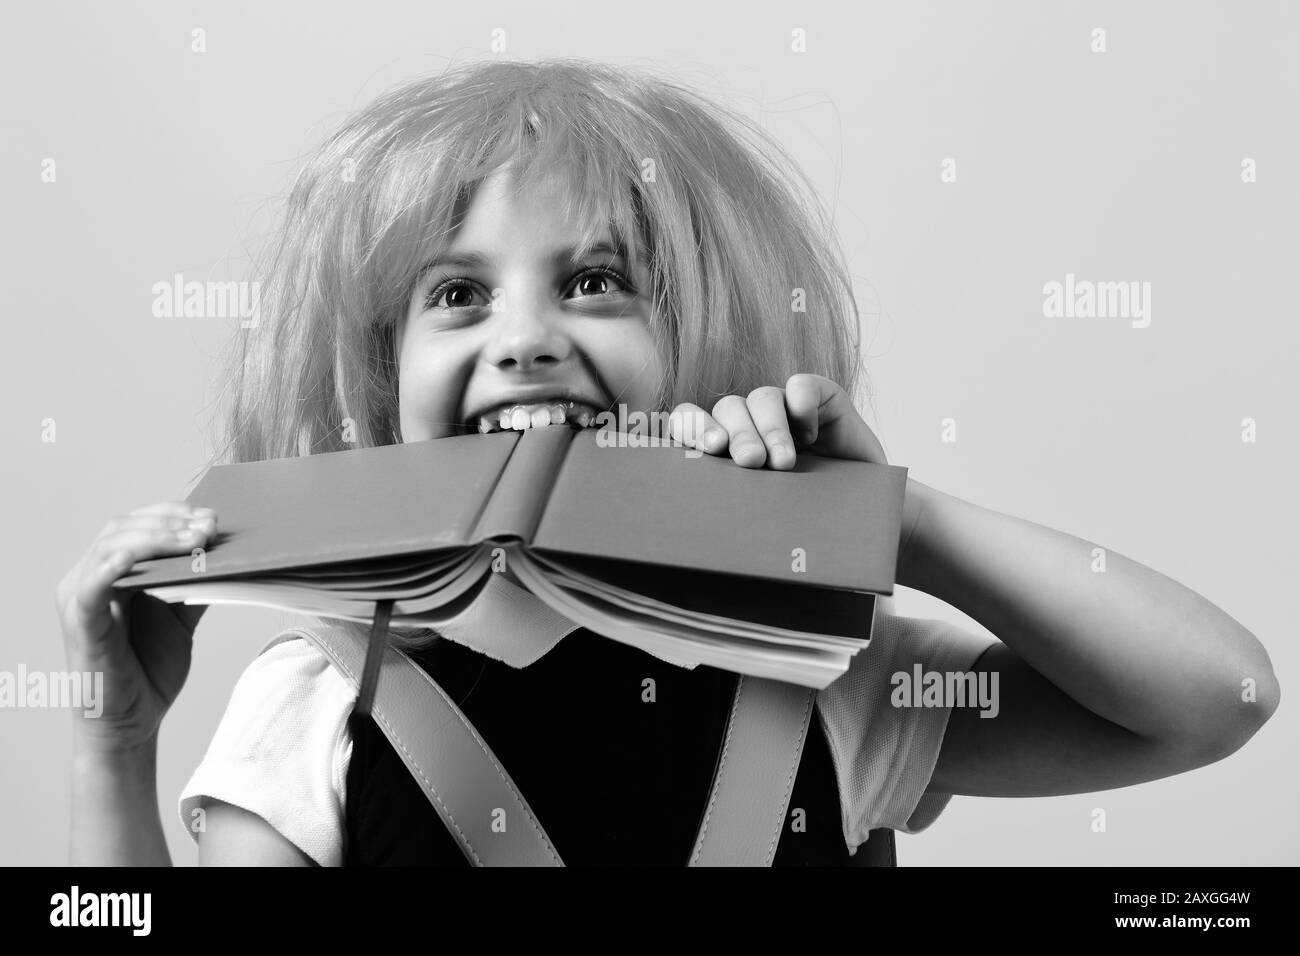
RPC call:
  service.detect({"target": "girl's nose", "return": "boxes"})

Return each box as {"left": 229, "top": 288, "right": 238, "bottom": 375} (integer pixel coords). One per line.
{"left": 480, "top": 294, "right": 572, "bottom": 372}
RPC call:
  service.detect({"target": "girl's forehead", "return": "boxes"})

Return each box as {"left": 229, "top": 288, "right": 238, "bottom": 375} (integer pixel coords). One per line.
{"left": 446, "top": 164, "right": 643, "bottom": 267}
{"left": 461, "top": 165, "right": 573, "bottom": 222}
{"left": 473, "top": 162, "right": 604, "bottom": 224}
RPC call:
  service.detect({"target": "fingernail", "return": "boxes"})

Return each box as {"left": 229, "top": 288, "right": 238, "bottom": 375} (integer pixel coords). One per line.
{"left": 191, "top": 507, "right": 216, "bottom": 519}
{"left": 188, "top": 516, "right": 214, "bottom": 531}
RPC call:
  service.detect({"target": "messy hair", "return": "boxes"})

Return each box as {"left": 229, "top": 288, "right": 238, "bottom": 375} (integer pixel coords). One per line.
{"left": 212, "top": 57, "right": 868, "bottom": 650}
{"left": 215, "top": 56, "right": 865, "bottom": 466}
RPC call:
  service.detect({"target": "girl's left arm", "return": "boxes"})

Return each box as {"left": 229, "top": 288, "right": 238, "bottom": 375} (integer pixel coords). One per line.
{"left": 672, "top": 374, "right": 1280, "bottom": 798}
{"left": 903, "top": 478, "right": 1280, "bottom": 797}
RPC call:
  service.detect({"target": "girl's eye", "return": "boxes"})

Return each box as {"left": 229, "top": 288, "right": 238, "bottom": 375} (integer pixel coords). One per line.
{"left": 424, "top": 280, "right": 482, "bottom": 311}
{"left": 422, "top": 267, "right": 634, "bottom": 312}
{"left": 568, "top": 267, "right": 632, "bottom": 298}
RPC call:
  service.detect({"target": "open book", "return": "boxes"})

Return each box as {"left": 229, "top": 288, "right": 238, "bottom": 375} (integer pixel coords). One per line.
{"left": 116, "top": 426, "right": 908, "bottom": 689}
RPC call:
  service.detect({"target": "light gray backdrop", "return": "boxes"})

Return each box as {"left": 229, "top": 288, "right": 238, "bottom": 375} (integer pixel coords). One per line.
{"left": 3, "top": 0, "right": 1295, "bottom": 865}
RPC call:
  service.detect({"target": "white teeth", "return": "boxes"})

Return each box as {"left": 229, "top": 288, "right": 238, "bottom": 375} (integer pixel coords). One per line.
{"left": 472, "top": 400, "right": 600, "bottom": 434}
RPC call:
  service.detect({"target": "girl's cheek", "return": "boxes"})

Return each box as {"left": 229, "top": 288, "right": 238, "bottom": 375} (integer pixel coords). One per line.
{"left": 398, "top": 355, "right": 462, "bottom": 441}
{"left": 595, "top": 334, "right": 666, "bottom": 405}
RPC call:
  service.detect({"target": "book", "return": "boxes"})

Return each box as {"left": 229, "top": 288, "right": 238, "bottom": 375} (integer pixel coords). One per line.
{"left": 116, "top": 426, "right": 909, "bottom": 689}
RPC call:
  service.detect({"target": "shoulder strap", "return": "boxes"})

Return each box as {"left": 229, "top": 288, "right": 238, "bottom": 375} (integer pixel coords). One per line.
{"left": 264, "top": 615, "right": 815, "bottom": 867}
{"left": 688, "top": 675, "right": 816, "bottom": 867}
{"left": 265, "top": 617, "right": 563, "bottom": 867}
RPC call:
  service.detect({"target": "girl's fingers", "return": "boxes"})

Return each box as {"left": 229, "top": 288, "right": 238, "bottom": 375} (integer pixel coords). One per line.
{"left": 72, "top": 521, "right": 215, "bottom": 635}
{"left": 94, "top": 503, "right": 217, "bottom": 548}
{"left": 711, "top": 395, "right": 766, "bottom": 468}
{"left": 92, "top": 518, "right": 216, "bottom": 564}
{"left": 666, "top": 403, "right": 726, "bottom": 454}
{"left": 783, "top": 372, "right": 887, "bottom": 463}
{"left": 782, "top": 373, "right": 825, "bottom": 446}
{"left": 676, "top": 376, "right": 887, "bottom": 469}
{"left": 68, "top": 549, "right": 133, "bottom": 642}
{"left": 745, "top": 386, "right": 796, "bottom": 471}
{"left": 100, "top": 512, "right": 212, "bottom": 538}
{"left": 126, "top": 500, "right": 210, "bottom": 518}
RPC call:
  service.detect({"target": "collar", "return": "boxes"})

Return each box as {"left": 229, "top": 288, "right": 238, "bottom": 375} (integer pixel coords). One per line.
{"left": 429, "top": 571, "right": 581, "bottom": 668}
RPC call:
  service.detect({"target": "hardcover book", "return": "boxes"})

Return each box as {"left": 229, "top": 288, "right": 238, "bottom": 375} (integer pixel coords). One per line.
{"left": 116, "top": 426, "right": 909, "bottom": 689}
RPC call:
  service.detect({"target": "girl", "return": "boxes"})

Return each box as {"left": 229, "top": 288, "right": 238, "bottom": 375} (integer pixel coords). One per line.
{"left": 59, "top": 58, "right": 1279, "bottom": 866}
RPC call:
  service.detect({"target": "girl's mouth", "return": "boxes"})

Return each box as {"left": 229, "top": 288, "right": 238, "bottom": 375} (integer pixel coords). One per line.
{"left": 470, "top": 399, "right": 605, "bottom": 434}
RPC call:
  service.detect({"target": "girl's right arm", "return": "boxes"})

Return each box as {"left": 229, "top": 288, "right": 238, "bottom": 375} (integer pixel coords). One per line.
{"left": 58, "top": 501, "right": 216, "bottom": 866}
{"left": 196, "top": 800, "right": 316, "bottom": 865}
{"left": 60, "top": 501, "right": 324, "bottom": 866}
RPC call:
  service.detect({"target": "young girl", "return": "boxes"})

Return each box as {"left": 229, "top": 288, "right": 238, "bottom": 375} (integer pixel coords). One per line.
{"left": 59, "top": 58, "right": 1279, "bottom": 866}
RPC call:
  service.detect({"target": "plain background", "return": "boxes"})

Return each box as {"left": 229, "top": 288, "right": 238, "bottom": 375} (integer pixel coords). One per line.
{"left": 2, "top": 0, "right": 1295, "bottom": 866}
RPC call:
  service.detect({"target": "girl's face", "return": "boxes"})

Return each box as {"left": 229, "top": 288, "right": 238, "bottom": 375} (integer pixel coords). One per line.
{"left": 396, "top": 166, "right": 664, "bottom": 442}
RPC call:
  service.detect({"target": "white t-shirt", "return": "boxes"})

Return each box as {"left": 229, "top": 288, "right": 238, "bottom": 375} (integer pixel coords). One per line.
{"left": 179, "top": 596, "right": 995, "bottom": 866}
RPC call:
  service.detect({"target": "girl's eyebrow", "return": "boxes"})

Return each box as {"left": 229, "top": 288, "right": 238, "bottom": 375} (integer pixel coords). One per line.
{"left": 418, "top": 240, "right": 631, "bottom": 278}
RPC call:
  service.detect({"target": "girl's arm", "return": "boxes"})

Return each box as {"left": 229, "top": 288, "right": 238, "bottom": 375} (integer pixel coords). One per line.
{"left": 196, "top": 800, "right": 316, "bottom": 866}
{"left": 61, "top": 502, "right": 310, "bottom": 864}
{"left": 670, "top": 374, "right": 1281, "bottom": 798}
{"left": 71, "top": 733, "right": 173, "bottom": 866}
{"left": 69, "top": 733, "right": 313, "bottom": 865}
{"left": 904, "top": 479, "right": 1281, "bottom": 797}
{"left": 59, "top": 501, "right": 218, "bottom": 865}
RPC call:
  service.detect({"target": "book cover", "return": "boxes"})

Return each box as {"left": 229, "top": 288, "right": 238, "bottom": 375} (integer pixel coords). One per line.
{"left": 116, "top": 427, "right": 909, "bottom": 688}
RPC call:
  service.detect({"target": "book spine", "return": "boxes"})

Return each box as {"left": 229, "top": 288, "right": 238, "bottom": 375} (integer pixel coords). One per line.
{"left": 470, "top": 425, "right": 576, "bottom": 544}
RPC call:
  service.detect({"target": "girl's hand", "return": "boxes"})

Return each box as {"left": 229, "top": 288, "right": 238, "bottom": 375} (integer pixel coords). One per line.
{"left": 668, "top": 373, "right": 888, "bottom": 469}
{"left": 56, "top": 502, "right": 217, "bottom": 754}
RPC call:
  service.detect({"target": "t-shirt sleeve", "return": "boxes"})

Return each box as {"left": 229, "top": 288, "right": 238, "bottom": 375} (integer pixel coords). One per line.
{"left": 178, "top": 636, "right": 356, "bottom": 867}
{"left": 815, "top": 596, "right": 997, "bottom": 851}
